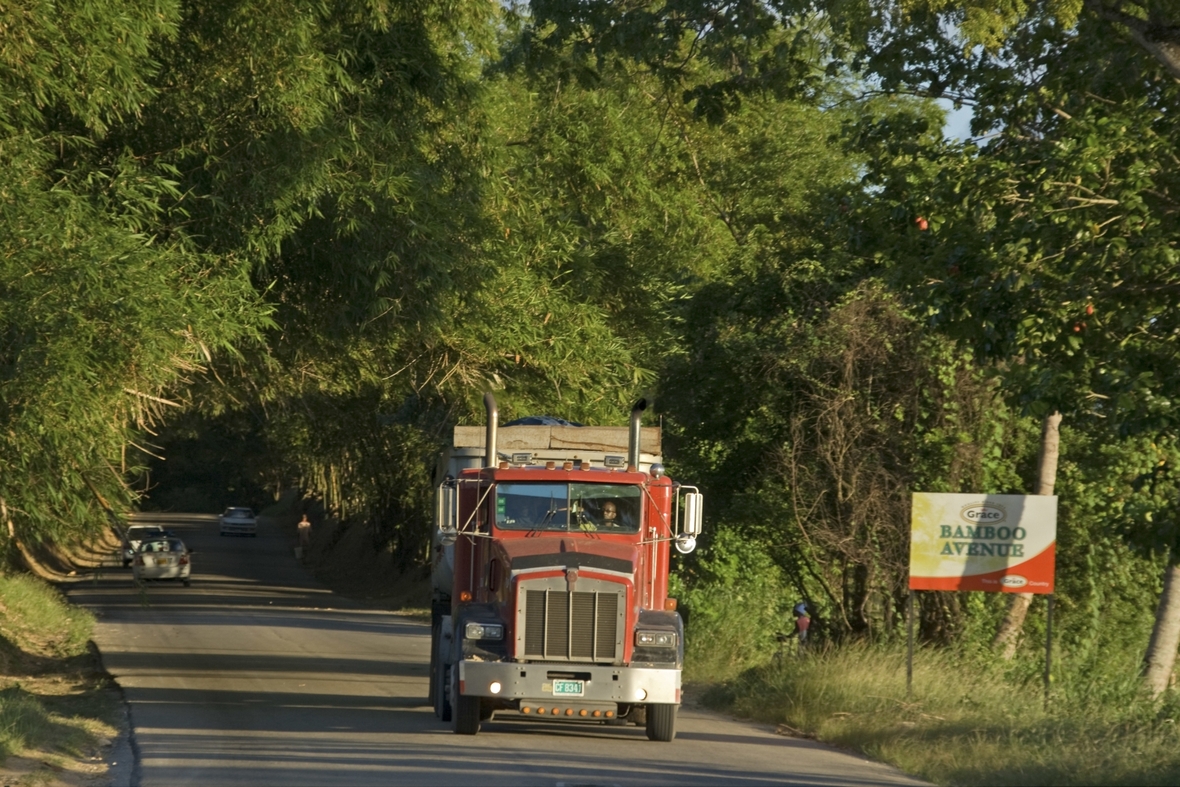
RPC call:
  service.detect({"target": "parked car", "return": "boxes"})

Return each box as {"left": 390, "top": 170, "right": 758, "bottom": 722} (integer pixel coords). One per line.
{"left": 132, "top": 536, "right": 192, "bottom": 586}
{"left": 122, "top": 525, "right": 168, "bottom": 567}
{"left": 219, "top": 507, "right": 257, "bottom": 537}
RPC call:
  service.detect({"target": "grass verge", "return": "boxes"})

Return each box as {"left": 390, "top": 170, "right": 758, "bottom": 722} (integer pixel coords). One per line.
{"left": 0, "top": 573, "right": 120, "bottom": 783}
{"left": 694, "top": 641, "right": 1180, "bottom": 786}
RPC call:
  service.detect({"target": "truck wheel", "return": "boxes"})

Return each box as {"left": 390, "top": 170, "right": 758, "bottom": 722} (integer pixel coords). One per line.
{"left": 435, "top": 662, "right": 452, "bottom": 722}
{"left": 429, "top": 620, "right": 440, "bottom": 704}
{"left": 451, "top": 668, "right": 480, "bottom": 735}
{"left": 645, "top": 704, "right": 677, "bottom": 742}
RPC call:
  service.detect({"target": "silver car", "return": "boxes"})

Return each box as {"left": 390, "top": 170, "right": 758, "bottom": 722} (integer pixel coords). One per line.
{"left": 219, "top": 506, "right": 257, "bottom": 537}
{"left": 132, "top": 537, "right": 192, "bottom": 586}
{"left": 122, "top": 525, "right": 168, "bottom": 567}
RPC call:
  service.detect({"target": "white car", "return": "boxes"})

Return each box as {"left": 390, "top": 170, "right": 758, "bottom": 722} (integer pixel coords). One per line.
{"left": 132, "top": 537, "right": 192, "bottom": 586}
{"left": 219, "top": 506, "right": 257, "bottom": 537}
{"left": 122, "top": 525, "right": 168, "bottom": 567}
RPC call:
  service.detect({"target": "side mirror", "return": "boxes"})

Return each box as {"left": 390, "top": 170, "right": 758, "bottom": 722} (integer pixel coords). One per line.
{"left": 674, "top": 534, "right": 697, "bottom": 555}
{"left": 683, "top": 492, "right": 703, "bottom": 537}
{"left": 437, "top": 482, "right": 459, "bottom": 547}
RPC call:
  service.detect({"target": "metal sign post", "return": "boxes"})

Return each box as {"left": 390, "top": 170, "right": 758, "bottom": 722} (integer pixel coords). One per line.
{"left": 1045, "top": 594, "right": 1054, "bottom": 708}
{"left": 906, "top": 590, "right": 914, "bottom": 698}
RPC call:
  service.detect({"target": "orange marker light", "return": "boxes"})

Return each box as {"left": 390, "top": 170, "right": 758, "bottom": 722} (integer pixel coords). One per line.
{"left": 664, "top": 598, "right": 678, "bottom": 611}
{"left": 459, "top": 591, "right": 472, "bottom": 601}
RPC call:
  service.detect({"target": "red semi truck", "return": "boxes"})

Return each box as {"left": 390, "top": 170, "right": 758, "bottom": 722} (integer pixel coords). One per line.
{"left": 429, "top": 394, "right": 703, "bottom": 740}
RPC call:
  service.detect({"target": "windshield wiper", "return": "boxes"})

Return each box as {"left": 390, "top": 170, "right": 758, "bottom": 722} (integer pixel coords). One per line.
{"left": 538, "top": 493, "right": 567, "bottom": 530}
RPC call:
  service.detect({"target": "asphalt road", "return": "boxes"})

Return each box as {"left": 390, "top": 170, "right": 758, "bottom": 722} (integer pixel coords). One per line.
{"left": 67, "top": 513, "right": 926, "bottom": 787}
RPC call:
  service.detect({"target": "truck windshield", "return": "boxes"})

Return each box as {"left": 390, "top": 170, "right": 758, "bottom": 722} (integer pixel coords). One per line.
{"left": 495, "top": 482, "right": 642, "bottom": 533}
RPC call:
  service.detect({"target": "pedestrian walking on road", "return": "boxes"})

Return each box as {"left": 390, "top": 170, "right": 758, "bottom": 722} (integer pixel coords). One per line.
{"left": 297, "top": 514, "right": 312, "bottom": 550}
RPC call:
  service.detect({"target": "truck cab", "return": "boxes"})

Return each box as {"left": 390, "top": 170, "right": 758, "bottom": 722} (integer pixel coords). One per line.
{"left": 429, "top": 395, "right": 702, "bottom": 741}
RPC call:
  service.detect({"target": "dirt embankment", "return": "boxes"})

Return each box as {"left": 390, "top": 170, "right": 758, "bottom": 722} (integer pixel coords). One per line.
{"left": 1, "top": 533, "right": 122, "bottom": 787}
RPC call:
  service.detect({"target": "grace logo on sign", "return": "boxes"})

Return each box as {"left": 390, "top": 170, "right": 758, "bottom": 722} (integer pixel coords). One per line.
{"left": 936, "top": 504, "right": 1028, "bottom": 558}
{"left": 910, "top": 493, "right": 1057, "bottom": 594}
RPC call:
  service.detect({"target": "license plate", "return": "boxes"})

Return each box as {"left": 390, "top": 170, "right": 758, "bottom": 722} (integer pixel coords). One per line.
{"left": 552, "top": 680, "right": 584, "bottom": 697}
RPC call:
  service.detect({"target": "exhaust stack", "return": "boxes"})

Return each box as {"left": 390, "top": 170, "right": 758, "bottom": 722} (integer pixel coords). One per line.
{"left": 484, "top": 392, "right": 499, "bottom": 468}
{"left": 628, "top": 399, "right": 647, "bottom": 470}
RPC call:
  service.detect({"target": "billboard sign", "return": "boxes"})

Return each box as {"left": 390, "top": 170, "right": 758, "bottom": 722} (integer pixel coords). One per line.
{"left": 909, "top": 493, "right": 1057, "bottom": 594}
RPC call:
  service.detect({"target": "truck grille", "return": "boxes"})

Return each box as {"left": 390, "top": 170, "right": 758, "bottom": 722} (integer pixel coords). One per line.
{"left": 521, "top": 587, "right": 622, "bottom": 662}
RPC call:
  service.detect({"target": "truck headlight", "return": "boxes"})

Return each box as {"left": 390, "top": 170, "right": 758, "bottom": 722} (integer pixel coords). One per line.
{"left": 635, "top": 630, "right": 677, "bottom": 648}
{"left": 465, "top": 622, "right": 504, "bottom": 641}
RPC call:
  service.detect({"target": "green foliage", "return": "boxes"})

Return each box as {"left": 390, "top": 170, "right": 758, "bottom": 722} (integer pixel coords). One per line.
{"left": 0, "top": 0, "right": 273, "bottom": 551}
{"left": 667, "top": 275, "right": 1038, "bottom": 641}
{"left": 2, "top": 0, "right": 492, "bottom": 551}
{"left": 524, "top": 1, "right": 838, "bottom": 121}
{"left": 672, "top": 527, "right": 790, "bottom": 682}
{"left": 142, "top": 9, "right": 865, "bottom": 558}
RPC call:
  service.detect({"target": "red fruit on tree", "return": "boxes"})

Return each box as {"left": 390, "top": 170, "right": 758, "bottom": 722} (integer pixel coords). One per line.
{"left": 915, "top": 216, "right": 929, "bottom": 231}
{"left": 1086, "top": 303, "right": 1094, "bottom": 316}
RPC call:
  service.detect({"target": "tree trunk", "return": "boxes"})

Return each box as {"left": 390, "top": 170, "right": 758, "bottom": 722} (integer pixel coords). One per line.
{"left": 993, "top": 411, "right": 1062, "bottom": 658}
{"left": 1143, "top": 560, "right": 1180, "bottom": 697}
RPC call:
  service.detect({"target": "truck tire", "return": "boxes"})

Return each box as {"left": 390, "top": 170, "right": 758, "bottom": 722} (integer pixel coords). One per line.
{"left": 645, "top": 704, "right": 677, "bottom": 742}
{"left": 434, "top": 660, "right": 452, "bottom": 722}
{"left": 429, "top": 620, "right": 440, "bottom": 704}
{"left": 451, "top": 667, "right": 480, "bottom": 735}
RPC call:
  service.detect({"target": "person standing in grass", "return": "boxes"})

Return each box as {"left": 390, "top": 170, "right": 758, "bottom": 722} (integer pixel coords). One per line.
{"left": 792, "top": 602, "right": 811, "bottom": 654}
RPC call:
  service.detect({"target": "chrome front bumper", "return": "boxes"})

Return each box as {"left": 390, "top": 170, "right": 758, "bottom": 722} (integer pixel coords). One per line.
{"left": 458, "top": 660, "right": 680, "bottom": 705}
